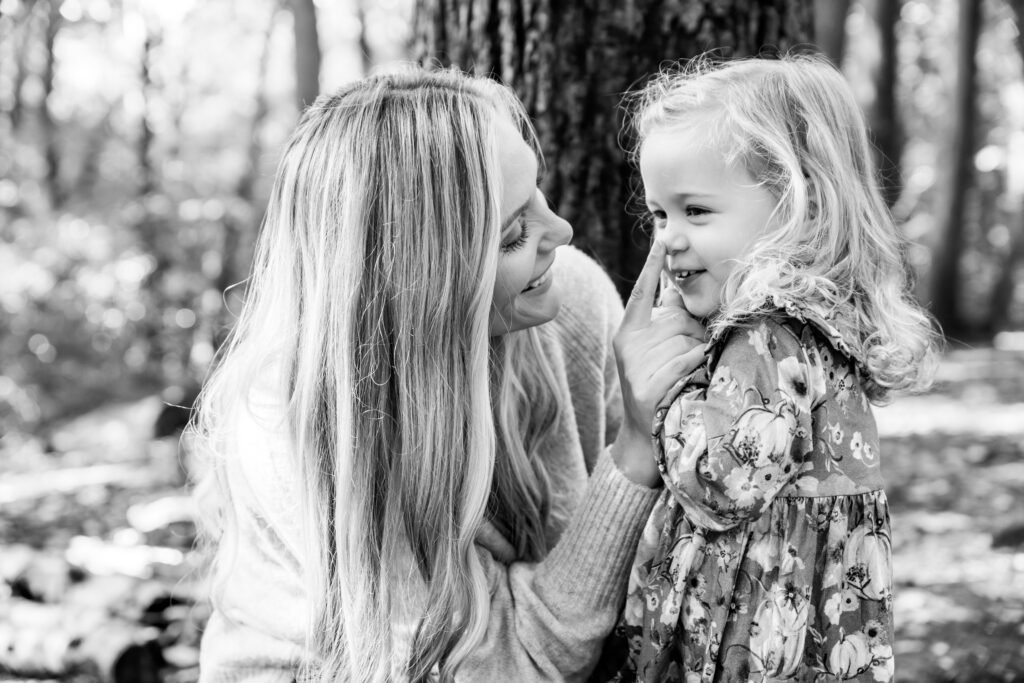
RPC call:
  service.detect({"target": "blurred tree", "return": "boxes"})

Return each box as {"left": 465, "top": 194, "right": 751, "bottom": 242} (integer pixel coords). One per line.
{"left": 290, "top": 0, "right": 322, "bottom": 109}
{"left": 868, "top": 0, "right": 903, "bottom": 207}
{"left": 133, "top": 12, "right": 172, "bottom": 374}
{"left": 216, "top": 4, "right": 280, "bottom": 345}
{"left": 40, "top": 0, "right": 63, "bottom": 208}
{"left": 992, "top": 0, "right": 1024, "bottom": 332}
{"left": 412, "top": 0, "right": 814, "bottom": 295}
{"left": 930, "top": 0, "right": 981, "bottom": 338}
{"left": 814, "top": 0, "right": 852, "bottom": 64}
{"left": 2, "top": 0, "right": 31, "bottom": 130}
{"left": 355, "top": 0, "right": 372, "bottom": 76}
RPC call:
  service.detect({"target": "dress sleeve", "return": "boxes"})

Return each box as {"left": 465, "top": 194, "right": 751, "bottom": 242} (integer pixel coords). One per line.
{"left": 654, "top": 318, "right": 827, "bottom": 532}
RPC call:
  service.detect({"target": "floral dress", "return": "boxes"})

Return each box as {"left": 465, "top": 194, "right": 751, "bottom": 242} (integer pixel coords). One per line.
{"left": 594, "top": 305, "right": 894, "bottom": 683}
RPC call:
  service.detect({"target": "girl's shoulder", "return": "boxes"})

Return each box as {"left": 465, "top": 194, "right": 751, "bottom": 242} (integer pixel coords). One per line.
{"left": 710, "top": 294, "right": 868, "bottom": 376}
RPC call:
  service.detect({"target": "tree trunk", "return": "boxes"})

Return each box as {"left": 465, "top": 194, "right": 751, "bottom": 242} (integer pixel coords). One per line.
{"left": 134, "top": 24, "right": 171, "bottom": 375}
{"left": 929, "top": 0, "right": 981, "bottom": 338}
{"left": 992, "top": 0, "right": 1024, "bottom": 332}
{"left": 355, "top": 0, "right": 372, "bottom": 77}
{"left": 290, "top": 0, "right": 321, "bottom": 110}
{"left": 41, "top": 0, "right": 63, "bottom": 208}
{"left": 212, "top": 5, "right": 279, "bottom": 351}
{"left": 3, "top": 1, "right": 32, "bottom": 130}
{"left": 138, "top": 33, "right": 157, "bottom": 198}
{"left": 813, "top": 0, "right": 851, "bottom": 65}
{"left": 991, "top": 208, "right": 1024, "bottom": 332}
{"left": 413, "top": 0, "right": 815, "bottom": 296}
{"left": 868, "top": 0, "right": 902, "bottom": 207}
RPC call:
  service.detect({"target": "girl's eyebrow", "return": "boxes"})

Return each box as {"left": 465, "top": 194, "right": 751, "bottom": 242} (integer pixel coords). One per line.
{"left": 670, "top": 190, "right": 717, "bottom": 200}
{"left": 501, "top": 197, "right": 532, "bottom": 231}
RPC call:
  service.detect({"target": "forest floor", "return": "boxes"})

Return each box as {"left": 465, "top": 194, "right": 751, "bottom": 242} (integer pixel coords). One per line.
{"left": 1, "top": 347, "right": 1023, "bottom": 682}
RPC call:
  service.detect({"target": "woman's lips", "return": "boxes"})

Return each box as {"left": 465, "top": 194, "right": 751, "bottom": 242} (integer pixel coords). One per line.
{"left": 523, "top": 266, "right": 554, "bottom": 293}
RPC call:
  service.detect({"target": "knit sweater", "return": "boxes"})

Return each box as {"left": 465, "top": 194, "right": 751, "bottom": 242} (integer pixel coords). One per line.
{"left": 198, "top": 246, "right": 662, "bottom": 682}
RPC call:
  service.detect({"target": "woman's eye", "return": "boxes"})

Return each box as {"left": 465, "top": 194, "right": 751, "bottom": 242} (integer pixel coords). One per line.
{"left": 501, "top": 215, "right": 530, "bottom": 252}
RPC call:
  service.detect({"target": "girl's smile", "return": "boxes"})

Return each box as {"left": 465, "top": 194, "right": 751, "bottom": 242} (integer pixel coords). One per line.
{"left": 640, "top": 121, "right": 777, "bottom": 319}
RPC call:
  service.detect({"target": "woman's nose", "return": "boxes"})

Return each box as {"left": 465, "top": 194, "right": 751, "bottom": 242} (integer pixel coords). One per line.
{"left": 541, "top": 205, "right": 573, "bottom": 249}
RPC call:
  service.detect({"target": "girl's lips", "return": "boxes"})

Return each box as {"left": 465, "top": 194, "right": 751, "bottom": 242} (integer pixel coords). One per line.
{"left": 672, "top": 269, "right": 705, "bottom": 284}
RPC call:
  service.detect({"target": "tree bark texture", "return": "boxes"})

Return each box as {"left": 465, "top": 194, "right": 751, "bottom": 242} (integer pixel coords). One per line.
{"left": 413, "top": 0, "right": 814, "bottom": 296}
{"left": 929, "top": 0, "right": 980, "bottom": 337}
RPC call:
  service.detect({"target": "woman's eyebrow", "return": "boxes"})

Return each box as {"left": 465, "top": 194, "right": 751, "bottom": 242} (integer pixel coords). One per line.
{"left": 501, "top": 197, "right": 532, "bottom": 231}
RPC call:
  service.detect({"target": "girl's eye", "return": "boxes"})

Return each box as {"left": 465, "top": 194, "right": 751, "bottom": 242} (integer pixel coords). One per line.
{"left": 649, "top": 210, "right": 667, "bottom": 228}
{"left": 501, "top": 215, "right": 530, "bottom": 252}
{"left": 686, "top": 205, "right": 710, "bottom": 217}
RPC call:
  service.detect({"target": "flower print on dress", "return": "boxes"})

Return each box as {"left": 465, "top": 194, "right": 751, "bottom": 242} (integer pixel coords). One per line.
{"left": 826, "top": 628, "right": 894, "bottom": 682}
{"left": 843, "top": 525, "right": 893, "bottom": 603}
{"left": 850, "top": 431, "right": 876, "bottom": 463}
{"left": 777, "top": 354, "right": 825, "bottom": 414}
{"left": 829, "top": 421, "right": 845, "bottom": 445}
{"left": 831, "top": 365, "right": 857, "bottom": 409}
{"left": 744, "top": 581, "right": 811, "bottom": 679}
{"left": 723, "top": 468, "right": 760, "bottom": 509}
{"left": 747, "top": 324, "right": 772, "bottom": 358}
{"left": 709, "top": 365, "right": 740, "bottom": 401}
{"left": 724, "top": 393, "right": 797, "bottom": 469}
{"left": 604, "top": 316, "right": 894, "bottom": 683}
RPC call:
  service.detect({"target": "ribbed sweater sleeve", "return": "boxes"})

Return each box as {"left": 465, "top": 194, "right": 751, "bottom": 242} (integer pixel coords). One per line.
{"left": 536, "top": 450, "right": 657, "bottom": 609}
{"left": 458, "top": 449, "right": 659, "bottom": 682}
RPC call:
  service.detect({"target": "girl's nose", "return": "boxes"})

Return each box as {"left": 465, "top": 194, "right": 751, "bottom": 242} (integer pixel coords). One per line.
{"left": 658, "top": 220, "right": 689, "bottom": 253}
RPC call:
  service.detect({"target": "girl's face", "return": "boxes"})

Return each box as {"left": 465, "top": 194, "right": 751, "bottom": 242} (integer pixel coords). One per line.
{"left": 489, "top": 117, "right": 573, "bottom": 336}
{"left": 640, "top": 124, "right": 777, "bottom": 319}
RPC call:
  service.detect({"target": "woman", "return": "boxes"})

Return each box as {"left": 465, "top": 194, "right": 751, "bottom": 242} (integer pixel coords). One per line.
{"left": 194, "top": 67, "right": 703, "bottom": 682}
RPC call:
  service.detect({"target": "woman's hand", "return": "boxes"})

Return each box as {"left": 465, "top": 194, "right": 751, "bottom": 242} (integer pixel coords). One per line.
{"left": 610, "top": 241, "right": 706, "bottom": 487}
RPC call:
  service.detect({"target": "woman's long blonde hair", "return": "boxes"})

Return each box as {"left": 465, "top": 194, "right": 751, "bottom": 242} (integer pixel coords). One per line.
{"left": 194, "top": 68, "right": 561, "bottom": 681}
{"left": 628, "top": 54, "right": 939, "bottom": 401}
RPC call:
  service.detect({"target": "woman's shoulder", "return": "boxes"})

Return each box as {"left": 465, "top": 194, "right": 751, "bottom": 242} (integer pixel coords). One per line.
{"left": 548, "top": 246, "right": 623, "bottom": 342}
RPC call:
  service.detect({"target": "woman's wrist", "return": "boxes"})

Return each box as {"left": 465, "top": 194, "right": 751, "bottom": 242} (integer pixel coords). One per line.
{"left": 609, "top": 427, "right": 662, "bottom": 488}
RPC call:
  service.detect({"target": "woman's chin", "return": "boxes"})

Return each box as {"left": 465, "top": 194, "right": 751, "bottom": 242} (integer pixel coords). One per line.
{"left": 490, "top": 297, "right": 561, "bottom": 336}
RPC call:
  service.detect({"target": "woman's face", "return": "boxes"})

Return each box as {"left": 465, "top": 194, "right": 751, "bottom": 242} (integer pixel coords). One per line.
{"left": 489, "top": 117, "right": 573, "bottom": 336}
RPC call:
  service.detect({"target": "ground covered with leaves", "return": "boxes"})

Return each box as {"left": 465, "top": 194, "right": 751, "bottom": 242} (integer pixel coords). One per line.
{"left": 1, "top": 348, "right": 1023, "bottom": 682}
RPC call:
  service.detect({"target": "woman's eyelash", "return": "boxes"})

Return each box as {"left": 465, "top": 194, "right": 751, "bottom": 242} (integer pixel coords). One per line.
{"left": 501, "top": 215, "right": 530, "bottom": 252}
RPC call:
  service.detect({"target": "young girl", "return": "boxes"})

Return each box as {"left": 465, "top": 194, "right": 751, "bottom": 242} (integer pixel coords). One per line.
{"left": 600, "top": 55, "right": 940, "bottom": 682}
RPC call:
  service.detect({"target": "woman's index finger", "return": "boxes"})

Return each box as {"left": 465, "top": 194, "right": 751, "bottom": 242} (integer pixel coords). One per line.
{"left": 622, "top": 240, "right": 666, "bottom": 329}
